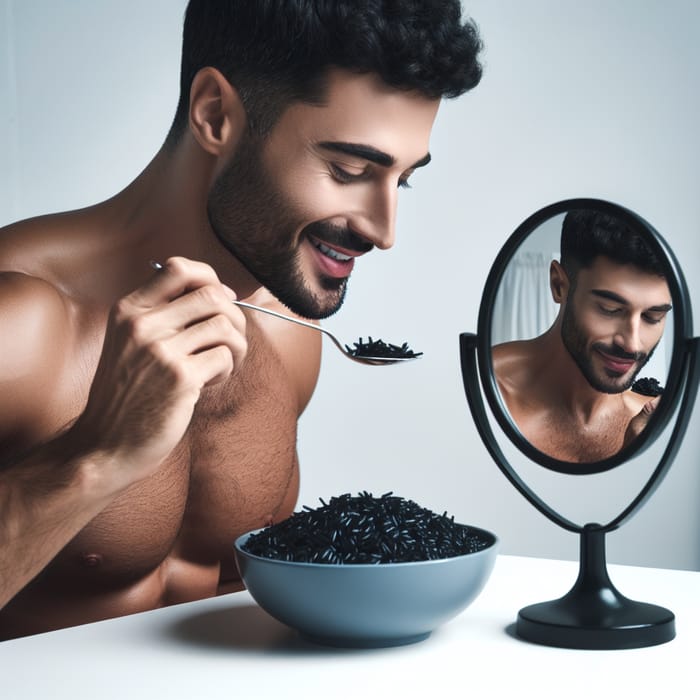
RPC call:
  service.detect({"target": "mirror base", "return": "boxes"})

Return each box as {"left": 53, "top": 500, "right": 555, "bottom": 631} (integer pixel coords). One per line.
{"left": 515, "top": 524, "right": 675, "bottom": 650}
{"left": 517, "top": 599, "right": 675, "bottom": 650}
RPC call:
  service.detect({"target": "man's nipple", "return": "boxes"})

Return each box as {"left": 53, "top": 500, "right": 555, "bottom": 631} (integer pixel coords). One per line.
{"left": 80, "top": 553, "right": 103, "bottom": 568}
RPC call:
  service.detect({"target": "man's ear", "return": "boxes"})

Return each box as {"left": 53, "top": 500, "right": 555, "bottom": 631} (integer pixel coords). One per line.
{"left": 549, "top": 260, "right": 570, "bottom": 303}
{"left": 188, "top": 67, "right": 246, "bottom": 156}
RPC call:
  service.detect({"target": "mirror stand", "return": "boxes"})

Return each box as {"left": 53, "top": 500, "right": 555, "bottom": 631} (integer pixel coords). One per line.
{"left": 517, "top": 524, "right": 674, "bottom": 649}
{"left": 460, "top": 331, "right": 700, "bottom": 650}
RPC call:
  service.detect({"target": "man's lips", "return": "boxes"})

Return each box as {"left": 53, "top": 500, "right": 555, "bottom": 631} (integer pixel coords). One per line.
{"left": 307, "top": 235, "right": 366, "bottom": 278}
{"left": 596, "top": 348, "right": 638, "bottom": 374}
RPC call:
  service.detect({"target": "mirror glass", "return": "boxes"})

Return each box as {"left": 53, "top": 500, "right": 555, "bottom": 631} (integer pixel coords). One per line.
{"left": 481, "top": 202, "right": 683, "bottom": 473}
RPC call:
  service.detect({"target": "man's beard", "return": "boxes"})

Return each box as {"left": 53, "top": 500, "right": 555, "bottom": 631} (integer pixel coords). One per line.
{"left": 206, "top": 134, "right": 367, "bottom": 319}
{"left": 560, "top": 299, "right": 655, "bottom": 394}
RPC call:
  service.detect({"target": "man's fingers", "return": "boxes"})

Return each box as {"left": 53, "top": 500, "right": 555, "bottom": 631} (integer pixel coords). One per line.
{"left": 131, "top": 257, "right": 228, "bottom": 307}
{"left": 172, "top": 313, "right": 248, "bottom": 364}
{"left": 187, "top": 344, "right": 238, "bottom": 388}
{"left": 143, "top": 282, "right": 244, "bottom": 334}
{"left": 117, "top": 258, "right": 246, "bottom": 352}
{"left": 624, "top": 396, "right": 661, "bottom": 448}
{"left": 642, "top": 396, "right": 661, "bottom": 415}
{"left": 124, "top": 259, "right": 248, "bottom": 386}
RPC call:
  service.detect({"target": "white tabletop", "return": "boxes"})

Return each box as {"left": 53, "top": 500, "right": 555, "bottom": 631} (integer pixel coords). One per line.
{"left": 1, "top": 555, "right": 697, "bottom": 699}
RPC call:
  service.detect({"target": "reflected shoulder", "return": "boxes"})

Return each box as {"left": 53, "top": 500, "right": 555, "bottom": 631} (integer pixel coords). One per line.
{"left": 492, "top": 338, "right": 540, "bottom": 375}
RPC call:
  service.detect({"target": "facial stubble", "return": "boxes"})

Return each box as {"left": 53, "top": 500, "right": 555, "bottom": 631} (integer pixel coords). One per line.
{"left": 560, "top": 296, "right": 656, "bottom": 395}
{"left": 206, "top": 134, "right": 349, "bottom": 320}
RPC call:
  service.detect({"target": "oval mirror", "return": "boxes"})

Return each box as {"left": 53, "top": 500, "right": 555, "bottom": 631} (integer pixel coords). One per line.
{"left": 475, "top": 198, "right": 690, "bottom": 475}
{"left": 459, "top": 197, "right": 699, "bottom": 650}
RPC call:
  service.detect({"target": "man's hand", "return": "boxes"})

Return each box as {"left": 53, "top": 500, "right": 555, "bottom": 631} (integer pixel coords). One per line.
{"left": 623, "top": 396, "right": 660, "bottom": 450}
{"left": 69, "top": 256, "right": 247, "bottom": 491}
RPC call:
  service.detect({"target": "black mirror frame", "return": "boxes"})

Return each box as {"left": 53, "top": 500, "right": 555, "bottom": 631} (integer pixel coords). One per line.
{"left": 476, "top": 197, "right": 692, "bottom": 475}
{"left": 460, "top": 197, "right": 700, "bottom": 649}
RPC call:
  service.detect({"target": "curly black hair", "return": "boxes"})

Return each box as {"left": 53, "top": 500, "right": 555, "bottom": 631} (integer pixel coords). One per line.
{"left": 560, "top": 209, "right": 666, "bottom": 280}
{"left": 166, "top": 0, "right": 483, "bottom": 141}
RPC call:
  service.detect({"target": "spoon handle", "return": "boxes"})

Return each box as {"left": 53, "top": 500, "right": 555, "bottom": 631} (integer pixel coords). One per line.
{"left": 232, "top": 299, "right": 321, "bottom": 334}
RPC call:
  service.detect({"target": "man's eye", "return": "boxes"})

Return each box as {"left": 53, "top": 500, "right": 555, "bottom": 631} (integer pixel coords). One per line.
{"left": 330, "top": 163, "right": 365, "bottom": 183}
{"left": 398, "top": 177, "right": 412, "bottom": 190}
{"left": 598, "top": 305, "right": 621, "bottom": 316}
{"left": 643, "top": 313, "right": 665, "bottom": 325}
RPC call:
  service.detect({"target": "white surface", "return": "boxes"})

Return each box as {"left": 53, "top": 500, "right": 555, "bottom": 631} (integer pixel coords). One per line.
{"left": 1, "top": 555, "right": 697, "bottom": 699}
{"left": 1, "top": 1, "right": 699, "bottom": 570}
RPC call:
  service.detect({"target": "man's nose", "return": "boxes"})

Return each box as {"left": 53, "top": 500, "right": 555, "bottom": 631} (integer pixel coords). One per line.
{"left": 614, "top": 316, "right": 644, "bottom": 354}
{"left": 350, "top": 183, "right": 398, "bottom": 251}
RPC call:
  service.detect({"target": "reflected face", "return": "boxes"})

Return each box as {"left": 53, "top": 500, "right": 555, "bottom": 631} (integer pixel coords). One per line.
{"left": 208, "top": 68, "right": 439, "bottom": 318}
{"left": 560, "top": 256, "right": 672, "bottom": 394}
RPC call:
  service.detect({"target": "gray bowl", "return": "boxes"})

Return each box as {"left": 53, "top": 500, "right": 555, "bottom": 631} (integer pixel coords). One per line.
{"left": 234, "top": 526, "right": 498, "bottom": 648}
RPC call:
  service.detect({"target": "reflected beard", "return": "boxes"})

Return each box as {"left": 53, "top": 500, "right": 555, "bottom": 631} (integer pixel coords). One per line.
{"left": 561, "top": 302, "right": 655, "bottom": 394}
{"left": 206, "top": 136, "right": 349, "bottom": 320}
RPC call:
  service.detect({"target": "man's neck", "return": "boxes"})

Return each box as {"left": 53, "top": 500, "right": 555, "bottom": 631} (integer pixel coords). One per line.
{"left": 535, "top": 327, "right": 624, "bottom": 425}
{"left": 97, "top": 139, "right": 262, "bottom": 300}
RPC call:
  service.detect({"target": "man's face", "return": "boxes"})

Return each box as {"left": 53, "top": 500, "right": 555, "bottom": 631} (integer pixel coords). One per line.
{"left": 207, "top": 68, "right": 440, "bottom": 319}
{"left": 560, "top": 256, "right": 672, "bottom": 394}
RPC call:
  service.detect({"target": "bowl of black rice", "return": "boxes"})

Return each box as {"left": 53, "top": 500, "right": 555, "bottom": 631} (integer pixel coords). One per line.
{"left": 234, "top": 492, "right": 498, "bottom": 648}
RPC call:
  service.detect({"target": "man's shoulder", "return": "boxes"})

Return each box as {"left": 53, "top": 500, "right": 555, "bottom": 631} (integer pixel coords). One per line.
{"left": 0, "top": 211, "right": 65, "bottom": 251}
{"left": 492, "top": 338, "right": 540, "bottom": 380}
{"left": 0, "top": 271, "right": 75, "bottom": 369}
{"left": 491, "top": 338, "right": 555, "bottom": 419}
{"left": 0, "top": 269, "right": 72, "bottom": 319}
{"left": 0, "top": 271, "right": 78, "bottom": 446}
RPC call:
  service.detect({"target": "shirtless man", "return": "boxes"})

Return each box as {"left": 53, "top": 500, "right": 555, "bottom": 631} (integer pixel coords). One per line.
{"left": 493, "top": 209, "right": 672, "bottom": 464}
{"left": 0, "top": 1, "right": 483, "bottom": 638}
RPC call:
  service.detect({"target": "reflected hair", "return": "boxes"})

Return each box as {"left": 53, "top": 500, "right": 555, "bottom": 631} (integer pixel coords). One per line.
{"left": 165, "top": 0, "right": 483, "bottom": 145}
{"left": 560, "top": 209, "right": 665, "bottom": 280}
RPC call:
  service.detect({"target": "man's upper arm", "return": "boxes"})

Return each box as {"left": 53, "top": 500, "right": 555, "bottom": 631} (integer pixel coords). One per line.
{"left": 0, "top": 272, "right": 75, "bottom": 451}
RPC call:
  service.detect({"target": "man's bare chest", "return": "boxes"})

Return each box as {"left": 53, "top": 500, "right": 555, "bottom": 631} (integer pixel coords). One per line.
{"left": 46, "top": 344, "right": 301, "bottom": 588}
{"left": 533, "top": 409, "right": 631, "bottom": 463}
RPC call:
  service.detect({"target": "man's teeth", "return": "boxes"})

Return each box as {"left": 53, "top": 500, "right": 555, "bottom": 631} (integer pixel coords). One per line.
{"left": 316, "top": 241, "right": 352, "bottom": 262}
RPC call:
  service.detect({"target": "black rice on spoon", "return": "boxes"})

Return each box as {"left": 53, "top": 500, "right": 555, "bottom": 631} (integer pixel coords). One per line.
{"left": 345, "top": 337, "right": 423, "bottom": 360}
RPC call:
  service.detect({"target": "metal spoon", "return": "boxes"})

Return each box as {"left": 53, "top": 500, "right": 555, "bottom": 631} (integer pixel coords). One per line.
{"left": 149, "top": 261, "right": 418, "bottom": 366}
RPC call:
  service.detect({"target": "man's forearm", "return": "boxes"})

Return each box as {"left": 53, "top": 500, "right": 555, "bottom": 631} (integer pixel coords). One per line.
{"left": 0, "top": 433, "right": 118, "bottom": 608}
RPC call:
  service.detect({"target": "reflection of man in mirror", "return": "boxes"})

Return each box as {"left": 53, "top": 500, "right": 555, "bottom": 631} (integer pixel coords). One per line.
{"left": 493, "top": 210, "right": 672, "bottom": 463}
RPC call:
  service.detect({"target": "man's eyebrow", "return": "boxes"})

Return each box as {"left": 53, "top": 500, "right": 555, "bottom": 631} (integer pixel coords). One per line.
{"left": 646, "top": 303, "right": 673, "bottom": 313}
{"left": 318, "top": 141, "right": 431, "bottom": 170}
{"left": 591, "top": 289, "right": 673, "bottom": 313}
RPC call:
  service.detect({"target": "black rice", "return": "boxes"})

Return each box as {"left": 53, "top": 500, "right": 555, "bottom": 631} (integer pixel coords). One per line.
{"left": 632, "top": 377, "right": 664, "bottom": 397}
{"left": 345, "top": 337, "right": 423, "bottom": 359}
{"left": 242, "top": 492, "right": 492, "bottom": 564}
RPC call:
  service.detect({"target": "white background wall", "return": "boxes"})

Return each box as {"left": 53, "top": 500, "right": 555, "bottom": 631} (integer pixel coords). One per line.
{"left": 2, "top": 0, "right": 699, "bottom": 570}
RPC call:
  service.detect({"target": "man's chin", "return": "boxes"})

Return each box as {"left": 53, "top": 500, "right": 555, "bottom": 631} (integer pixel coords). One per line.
{"left": 277, "top": 281, "right": 347, "bottom": 320}
{"left": 592, "top": 373, "right": 637, "bottom": 395}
